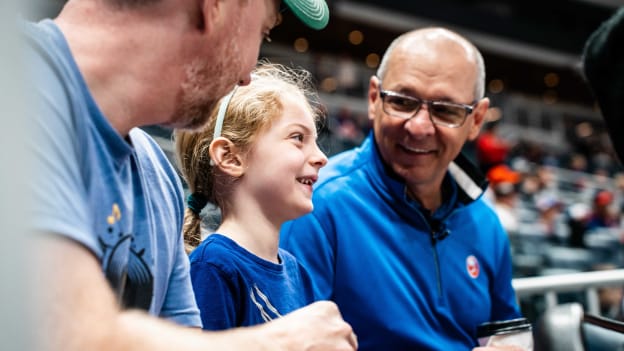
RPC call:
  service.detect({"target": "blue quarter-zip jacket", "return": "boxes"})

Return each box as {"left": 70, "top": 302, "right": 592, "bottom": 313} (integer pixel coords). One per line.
{"left": 280, "top": 133, "right": 521, "bottom": 351}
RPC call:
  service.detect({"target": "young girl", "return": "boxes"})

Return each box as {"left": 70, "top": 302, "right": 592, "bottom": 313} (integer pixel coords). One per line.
{"left": 174, "top": 63, "right": 328, "bottom": 330}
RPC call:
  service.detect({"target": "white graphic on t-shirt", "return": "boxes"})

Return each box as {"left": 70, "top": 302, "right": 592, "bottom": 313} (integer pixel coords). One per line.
{"left": 249, "top": 284, "right": 282, "bottom": 322}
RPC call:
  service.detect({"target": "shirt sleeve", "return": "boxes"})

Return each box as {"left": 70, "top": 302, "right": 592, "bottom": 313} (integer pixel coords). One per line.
{"left": 27, "top": 38, "right": 98, "bottom": 256}
{"left": 190, "top": 260, "right": 239, "bottom": 330}
{"left": 159, "top": 232, "right": 202, "bottom": 327}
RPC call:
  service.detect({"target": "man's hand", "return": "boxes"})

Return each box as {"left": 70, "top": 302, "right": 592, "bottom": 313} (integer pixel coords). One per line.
{"left": 258, "top": 300, "right": 358, "bottom": 351}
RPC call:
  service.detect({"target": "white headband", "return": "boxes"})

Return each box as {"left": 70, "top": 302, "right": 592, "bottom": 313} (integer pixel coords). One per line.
{"left": 213, "top": 85, "right": 239, "bottom": 140}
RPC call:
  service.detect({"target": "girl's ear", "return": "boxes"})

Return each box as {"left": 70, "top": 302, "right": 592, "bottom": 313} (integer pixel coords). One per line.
{"left": 209, "top": 137, "right": 245, "bottom": 177}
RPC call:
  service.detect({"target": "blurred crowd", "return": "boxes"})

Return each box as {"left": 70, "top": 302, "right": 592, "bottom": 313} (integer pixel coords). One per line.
{"left": 468, "top": 120, "right": 624, "bottom": 322}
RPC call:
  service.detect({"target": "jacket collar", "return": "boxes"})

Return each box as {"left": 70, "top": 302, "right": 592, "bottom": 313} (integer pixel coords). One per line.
{"left": 365, "top": 132, "right": 488, "bottom": 209}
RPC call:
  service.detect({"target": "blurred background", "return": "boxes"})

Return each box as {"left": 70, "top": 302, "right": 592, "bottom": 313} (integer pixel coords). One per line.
{"left": 31, "top": 0, "right": 624, "bottom": 325}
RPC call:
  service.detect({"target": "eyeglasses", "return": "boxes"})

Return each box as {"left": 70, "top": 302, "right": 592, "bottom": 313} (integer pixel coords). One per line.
{"left": 378, "top": 84, "right": 477, "bottom": 128}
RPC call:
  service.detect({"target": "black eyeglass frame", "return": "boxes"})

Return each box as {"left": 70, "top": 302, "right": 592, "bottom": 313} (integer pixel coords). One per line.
{"left": 378, "top": 85, "right": 478, "bottom": 128}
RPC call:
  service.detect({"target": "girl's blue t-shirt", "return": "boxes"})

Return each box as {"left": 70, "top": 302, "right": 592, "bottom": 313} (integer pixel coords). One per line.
{"left": 190, "top": 234, "right": 315, "bottom": 330}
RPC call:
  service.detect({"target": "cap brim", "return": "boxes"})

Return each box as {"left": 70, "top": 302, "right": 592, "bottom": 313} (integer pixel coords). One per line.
{"left": 283, "top": 0, "right": 329, "bottom": 30}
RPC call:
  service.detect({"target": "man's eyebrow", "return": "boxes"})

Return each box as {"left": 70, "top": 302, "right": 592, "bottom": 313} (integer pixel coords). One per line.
{"left": 391, "top": 86, "right": 463, "bottom": 103}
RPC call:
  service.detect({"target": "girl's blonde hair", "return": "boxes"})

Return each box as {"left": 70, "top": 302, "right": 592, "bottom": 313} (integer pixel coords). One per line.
{"left": 174, "top": 62, "right": 321, "bottom": 252}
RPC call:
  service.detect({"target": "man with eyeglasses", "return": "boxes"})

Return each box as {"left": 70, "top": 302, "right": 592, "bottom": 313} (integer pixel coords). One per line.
{"left": 25, "top": 0, "right": 357, "bottom": 350}
{"left": 281, "top": 27, "right": 523, "bottom": 350}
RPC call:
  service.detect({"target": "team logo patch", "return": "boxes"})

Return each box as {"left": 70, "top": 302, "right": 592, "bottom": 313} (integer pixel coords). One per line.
{"left": 466, "top": 255, "right": 480, "bottom": 279}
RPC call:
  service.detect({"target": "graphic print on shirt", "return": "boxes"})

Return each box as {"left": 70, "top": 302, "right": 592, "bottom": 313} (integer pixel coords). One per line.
{"left": 249, "top": 284, "right": 283, "bottom": 322}
{"left": 99, "top": 203, "right": 154, "bottom": 310}
{"left": 466, "top": 255, "right": 480, "bottom": 279}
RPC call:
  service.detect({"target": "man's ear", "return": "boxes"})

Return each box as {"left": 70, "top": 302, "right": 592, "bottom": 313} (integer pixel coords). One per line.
{"left": 198, "top": 0, "right": 225, "bottom": 33}
{"left": 209, "top": 137, "right": 245, "bottom": 177}
{"left": 467, "top": 97, "right": 490, "bottom": 141}
{"left": 368, "top": 76, "right": 381, "bottom": 122}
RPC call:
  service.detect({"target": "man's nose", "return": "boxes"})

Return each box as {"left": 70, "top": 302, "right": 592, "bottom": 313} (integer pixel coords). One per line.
{"left": 238, "top": 74, "right": 252, "bottom": 86}
{"left": 404, "top": 105, "right": 435, "bottom": 136}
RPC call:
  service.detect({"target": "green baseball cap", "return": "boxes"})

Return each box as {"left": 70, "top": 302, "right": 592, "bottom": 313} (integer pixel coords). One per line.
{"left": 283, "top": 0, "right": 329, "bottom": 30}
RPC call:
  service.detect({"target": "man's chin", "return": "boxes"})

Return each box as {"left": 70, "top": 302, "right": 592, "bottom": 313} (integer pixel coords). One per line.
{"left": 393, "top": 164, "right": 434, "bottom": 183}
{"left": 180, "top": 116, "right": 212, "bottom": 131}
{"left": 170, "top": 101, "right": 220, "bottom": 131}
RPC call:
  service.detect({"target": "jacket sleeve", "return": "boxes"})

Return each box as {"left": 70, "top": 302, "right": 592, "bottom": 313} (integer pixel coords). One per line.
{"left": 490, "top": 225, "right": 522, "bottom": 321}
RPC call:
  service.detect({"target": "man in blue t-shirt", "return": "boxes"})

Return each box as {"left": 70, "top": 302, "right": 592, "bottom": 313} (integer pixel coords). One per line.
{"left": 26, "top": 1, "right": 357, "bottom": 351}
{"left": 281, "top": 28, "right": 523, "bottom": 351}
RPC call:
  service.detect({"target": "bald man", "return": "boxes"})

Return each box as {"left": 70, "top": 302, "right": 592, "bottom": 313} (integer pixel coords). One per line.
{"left": 281, "top": 28, "right": 522, "bottom": 350}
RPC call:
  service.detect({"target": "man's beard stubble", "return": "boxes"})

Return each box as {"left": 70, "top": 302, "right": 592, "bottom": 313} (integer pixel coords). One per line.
{"left": 172, "top": 31, "right": 243, "bottom": 130}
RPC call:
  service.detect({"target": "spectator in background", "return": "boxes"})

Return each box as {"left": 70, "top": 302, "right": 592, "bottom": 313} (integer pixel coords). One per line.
{"left": 586, "top": 190, "right": 619, "bottom": 231}
{"left": 517, "top": 165, "right": 556, "bottom": 209}
{"left": 582, "top": 6, "right": 624, "bottom": 327}
{"left": 566, "top": 153, "right": 591, "bottom": 193}
{"left": 567, "top": 202, "right": 592, "bottom": 248}
{"left": 534, "top": 193, "right": 567, "bottom": 243}
{"left": 582, "top": 7, "right": 624, "bottom": 253}
{"left": 280, "top": 27, "right": 522, "bottom": 351}
{"left": 583, "top": 7, "right": 624, "bottom": 163}
{"left": 568, "top": 153, "right": 589, "bottom": 173}
{"left": 487, "top": 164, "right": 522, "bottom": 234}
{"left": 330, "top": 107, "right": 366, "bottom": 154}
{"left": 476, "top": 121, "right": 514, "bottom": 174}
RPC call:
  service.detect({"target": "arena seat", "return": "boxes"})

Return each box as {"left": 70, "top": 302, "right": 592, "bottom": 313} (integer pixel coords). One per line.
{"left": 534, "top": 303, "right": 624, "bottom": 351}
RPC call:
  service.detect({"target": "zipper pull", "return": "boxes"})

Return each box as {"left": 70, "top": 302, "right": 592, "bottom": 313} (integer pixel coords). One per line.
{"left": 430, "top": 218, "right": 451, "bottom": 243}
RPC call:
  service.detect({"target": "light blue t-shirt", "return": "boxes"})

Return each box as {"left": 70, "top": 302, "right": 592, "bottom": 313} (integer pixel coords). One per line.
{"left": 25, "top": 19, "right": 201, "bottom": 326}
